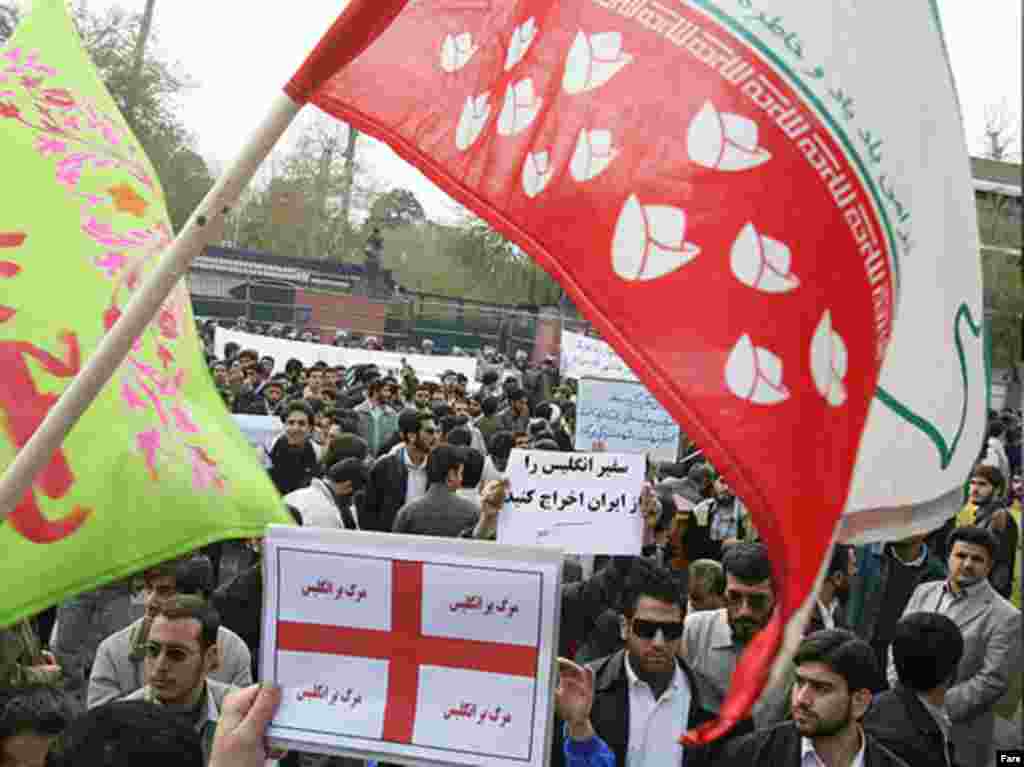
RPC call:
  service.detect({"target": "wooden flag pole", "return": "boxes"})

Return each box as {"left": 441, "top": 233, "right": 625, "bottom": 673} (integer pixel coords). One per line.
{"left": 0, "top": 92, "right": 303, "bottom": 521}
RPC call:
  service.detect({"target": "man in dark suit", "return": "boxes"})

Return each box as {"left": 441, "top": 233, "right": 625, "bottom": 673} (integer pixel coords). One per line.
{"left": 805, "top": 545, "right": 854, "bottom": 636}
{"left": 864, "top": 612, "right": 964, "bottom": 767}
{"left": 361, "top": 409, "right": 436, "bottom": 532}
{"left": 713, "top": 629, "right": 909, "bottom": 766}
{"left": 550, "top": 564, "right": 750, "bottom": 767}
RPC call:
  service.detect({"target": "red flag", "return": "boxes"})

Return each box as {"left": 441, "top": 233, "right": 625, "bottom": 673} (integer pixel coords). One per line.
{"left": 287, "top": 1, "right": 897, "bottom": 741}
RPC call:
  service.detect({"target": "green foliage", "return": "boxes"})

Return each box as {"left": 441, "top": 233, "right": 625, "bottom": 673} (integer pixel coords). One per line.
{"left": 977, "top": 189, "right": 1023, "bottom": 367}
{"left": 369, "top": 188, "right": 425, "bottom": 229}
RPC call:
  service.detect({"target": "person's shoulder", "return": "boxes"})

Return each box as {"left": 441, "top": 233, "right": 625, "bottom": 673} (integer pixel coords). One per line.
{"left": 118, "top": 686, "right": 146, "bottom": 702}
{"left": 217, "top": 625, "right": 250, "bottom": 653}
{"left": 715, "top": 721, "right": 792, "bottom": 759}
{"left": 864, "top": 730, "right": 914, "bottom": 767}
{"left": 97, "top": 619, "right": 140, "bottom": 652}
{"left": 909, "top": 578, "right": 942, "bottom": 600}
{"left": 685, "top": 607, "right": 724, "bottom": 631}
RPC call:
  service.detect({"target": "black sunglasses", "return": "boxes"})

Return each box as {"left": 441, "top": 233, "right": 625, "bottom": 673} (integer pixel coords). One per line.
{"left": 631, "top": 618, "right": 684, "bottom": 641}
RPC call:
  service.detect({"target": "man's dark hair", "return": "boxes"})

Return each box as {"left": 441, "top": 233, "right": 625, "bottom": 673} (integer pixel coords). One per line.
{"left": 447, "top": 425, "right": 473, "bottom": 447}
{"left": 282, "top": 399, "right": 314, "bottom": 423}
{"left": 461, "top": 448, "right": 485, "bottom": 489}
{"left": 488, "top": 430, "right": 515, "bottom": 462}
{"left": 946, "top": 525, "right": 999, "bottom": 562}
{"left": 722, "top": 542, "right": 773, "bottom": 585}
{"left": 688, "top": 559, "right": 726, "bottom": 597}
{"left": 793, "top": 629, "right": 879, "bottom": 695}
{"left": 327, "top": 457, "right": 368, "bottom": 491}
{"left": 432, "top": 402, "right": 453, "bottom": 421}
{"left": 481, "top": 370, "right": 499, "bottom": 386}
{"left": 508, "top": 388, "right": 528, "bottom": 404}
{"left": 481, "top": 396, "right": 500, "bottom": 417}
{"left": 284, "top": 358, "right": 304, "bottom": 375}
{"left": 891, "top": 612, "right": 964, "bottom": 692}
{"left": 144, "top": 555, "right": 215, "bottom": 600}
{"left": 312, "top": 360, "right": 329, "bottom": 371}
{"left": 827, "top": 544, "right": 851, "bottom": 577}
{"left": 322, "top": 434, "right": 369, "bottom": 468}
{"left": 531, "top": 438, "right": 560, "bottom": 451}
{"left": 54, "top": 701, "right": 203, "bottom": 767}
{"left": 0, "top": 684, "right": 71, "bottom": 741}
{"left": 156, "top": 595, "right": 221, "bottom": 650}
{"left": 439, "top": 415, "right": 459, "bottom": 438}
{"left": 426, "top": 445, "right": 466, "bottom": 486}
{"left": 332, "top": 408, "right": 361, "bottom": 435}
{"left": 398, "top": 408, "right": 432, "bottom": 439}
{"left": 622, "top": 561, "right": 685, "bottom": 618}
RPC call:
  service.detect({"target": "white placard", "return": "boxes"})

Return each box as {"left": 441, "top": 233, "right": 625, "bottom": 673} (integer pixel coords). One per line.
{"left": 232, "top": 414, "right": 281, "bottom": 466}
{"left": 497, "top": 450, "right": 645, "bottom": 555}
{"left": 574, "top": 378, "right": 680, "bottom": 461}
{"left": 261, "top": 526, "right": 562, "bottom": 767}
{"left": 559, "top": 329, "right": 638, "bottom": 382}
{"left": 214, "top": 327, "right": 478, "bottom": 383}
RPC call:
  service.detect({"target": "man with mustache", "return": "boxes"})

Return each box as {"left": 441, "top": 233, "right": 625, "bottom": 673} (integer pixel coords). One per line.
{"left": 680, "top": 542, "right": 789, "bottom": 727}
{"left": 714, "top": 629, "right": 908, "bottom": 766}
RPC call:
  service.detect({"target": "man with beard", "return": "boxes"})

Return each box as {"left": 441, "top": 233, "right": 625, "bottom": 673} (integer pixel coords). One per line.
{"left": 680, "top": 542, "right": 789, "bottom": 727}
{"left": 805, "top": 545, "right": 854, "bottom": 636}
{"left": 714, "top": 629, "right": 908, "bottom": 766}
{"left": 957, "top": 465, "right": 1018, "bottom": 599}
{"left": 89, "top": 556, "right": 250, "bottom": 708}
{"left": 549, "top": 564, "right": 748, "bottom": 767}
{"left": 887, "top": 526, "right": 1021, "bottom": 767}
{"left": 690, "top": 474, "right": 750, "bottom": 562}
{"left": 362, "top": 410, "right": 437, "bottom": 532}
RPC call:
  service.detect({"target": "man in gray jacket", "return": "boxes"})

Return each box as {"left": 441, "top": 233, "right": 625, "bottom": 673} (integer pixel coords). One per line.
{"left": 887, "top": 526, "right": 1021, "bottom": 767}
{"left": 88, "top": 555, "right": 251, "bottom": 709}
{"left": 392, "top": 445, "right": 480, "bottom": 537}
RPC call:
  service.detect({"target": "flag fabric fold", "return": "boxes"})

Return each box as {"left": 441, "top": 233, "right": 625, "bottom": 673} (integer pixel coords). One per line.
{"left": 0, "top": 0, "right": 289, "bottom": 628}
{"left": 286, "top": 0, "right": 982, "bottom": 741}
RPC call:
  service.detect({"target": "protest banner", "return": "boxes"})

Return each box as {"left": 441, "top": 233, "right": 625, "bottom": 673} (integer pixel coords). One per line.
{"left": 559, "top": 329, "right": 637, "bottom": 383}
{"left": 214, "top": 327, "right": 478, "bottom": 383}
{"left": 498, "top": 449, "right": 645, "bottom": 554}
{"left": 575, "top": 378, "right": 680, "bottom": 461}
{"left": 260, "top": 525, "right": 562, "bottom": 767}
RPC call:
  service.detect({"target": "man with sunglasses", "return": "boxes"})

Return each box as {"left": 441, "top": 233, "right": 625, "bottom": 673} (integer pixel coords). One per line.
{"left": 681, "top": 542, "right": 789, "bottom": 728}
{"left": 121, "top": 596, "right": 234, "bottom": 766}
{"left": 550, "top": 563, "right": 743, "bottom": 767}
{"left": 361, "top": 409, "right": 437, "bottom": 532}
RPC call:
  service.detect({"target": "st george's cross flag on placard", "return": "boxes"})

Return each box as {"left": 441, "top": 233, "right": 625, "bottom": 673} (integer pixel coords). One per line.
{"left": 280, "top": 0, "right": 985, "bottom": 742}
{"left": 260, "top": 525, "right": 563, "bottom": 767}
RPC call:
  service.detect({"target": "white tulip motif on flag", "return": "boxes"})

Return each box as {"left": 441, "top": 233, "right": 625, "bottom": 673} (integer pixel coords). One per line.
{"left": 288, "top": 0, "right": 979, "bottom": 746}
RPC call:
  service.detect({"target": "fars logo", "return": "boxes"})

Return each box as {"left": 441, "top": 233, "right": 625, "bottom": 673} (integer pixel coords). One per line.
{"left": 998, "top": 750, "right": 1024, "bottom": 765}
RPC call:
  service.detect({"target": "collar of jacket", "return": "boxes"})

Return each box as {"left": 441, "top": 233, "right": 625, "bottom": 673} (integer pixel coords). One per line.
{"left": 592, "top": 649, "right": 706, "bottom": 713}
{"left": 129, "top": 616, "right": 153, "bottom": 661}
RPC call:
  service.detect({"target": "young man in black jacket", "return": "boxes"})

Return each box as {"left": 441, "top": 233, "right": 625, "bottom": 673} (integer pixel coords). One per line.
{"left": 712, "top": 629, "right": 909, "bottom": 766}
{"left": 361, "top": 409, "right": 436, "bottom": 532}
{"left": 863, "top": 612, "right": 964, "bottom": 767}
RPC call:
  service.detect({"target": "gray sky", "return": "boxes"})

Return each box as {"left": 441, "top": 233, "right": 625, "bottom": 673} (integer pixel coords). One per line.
{"left": 56, "top": 1, "right": 1024, "bottom": 221}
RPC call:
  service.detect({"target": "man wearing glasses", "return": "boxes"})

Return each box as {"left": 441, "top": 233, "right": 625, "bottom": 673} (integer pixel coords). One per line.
{"left": 550, "top": 564, "right": 748, "bottom": 767}
{"left": 122, "top": 596, "right": 233, "bottom": 766}
{"left": 361, "top": 410, "right": 438, "bottom": 532}
{"left": 681, "top": 542, "right": 789, "bottom": 728}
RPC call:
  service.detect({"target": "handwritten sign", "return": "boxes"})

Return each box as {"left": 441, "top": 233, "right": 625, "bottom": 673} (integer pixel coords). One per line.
{"left": 575, "top": 378, "right": 680, "bottom": 461}
{"left": 261, "top": 526, "right": 562, "bottom": 767}
{"left": 498, "top": 449, "right": 645, "bottom": 555}
{"left": 559, "top": 329, "right": 638, "bottom": 382}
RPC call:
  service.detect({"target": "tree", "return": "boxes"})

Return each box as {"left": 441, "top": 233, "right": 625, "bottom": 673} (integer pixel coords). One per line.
{"left": 982, "top": 103, "right": 1020, "bottom": 162}
{"left": 0, "top": 2, "right": 215, "bottom": 231}
{"left": 369, "top": 188, "right": 426, "bottom": 229}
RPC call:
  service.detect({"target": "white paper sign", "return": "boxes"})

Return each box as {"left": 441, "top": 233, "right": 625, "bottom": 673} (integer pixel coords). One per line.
{"left": 559, "top": 329, "right": 638, "bottom": 382}
{"left": 215, "top": 327, "right": 478, "bottom": 383}
{"left": 575, "top": 378, "right": 680, "bottom": 461}
{"left": 261, "top": 526, "right": 562, "bottom": 767}
{"left": 497, "top": 449, "right": 645, "bottom": 555}
{"left": 232, "top": 414, "right": 281, "bottom": 467}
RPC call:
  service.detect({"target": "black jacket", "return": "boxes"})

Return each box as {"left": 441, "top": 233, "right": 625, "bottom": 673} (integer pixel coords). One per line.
{"left": 550, "top": 649, "right": 753, "bottom": 767}
{"left": 362, "top": 450, "right": 410, "bottom": 532}
{"left": 213, "top": 565, "right": 263, "bottom": 682}
{"left": 863, "top": 685, "right": 960, "bottom": 767}
{"left": 714, "top": 721, "right": 910, "bottom": 767}
{"left": 267, "top": 436, "right": 318, "bottom": 496}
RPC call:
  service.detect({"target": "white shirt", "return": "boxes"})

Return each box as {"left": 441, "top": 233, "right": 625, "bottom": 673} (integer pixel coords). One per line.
{"left": 402, "top": 447, "right": 428, "bottom": 503}
{"left": 816, "top": 598, "right": 838, "bottom": 630}
{"left": 800, "top": 728, "right": 865, "bottom": 767}
{"left": 623, "top": 653, "right": 690, "bottom": 767}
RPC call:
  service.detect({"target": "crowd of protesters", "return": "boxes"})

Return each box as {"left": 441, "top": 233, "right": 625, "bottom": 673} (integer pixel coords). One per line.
{"left": 1, "top": 317, "right": 1021, "bottom": 767}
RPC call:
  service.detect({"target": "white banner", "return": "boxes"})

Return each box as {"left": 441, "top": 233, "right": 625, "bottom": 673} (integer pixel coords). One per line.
{"left": 498, "top": 449, "right": 645, "bottom": 555}
{"left": 232, "top": 414, "right": 281, "bottom": 467}
{"left": 575, "top": 378, "right": 680, "bottom": 462}
{"left": 261, "top": 526, "right": 562, "bottom": 767}
{"left": 559, "top": 329, "right": 638, "bottom": 382}
{"left": 214, "top": 327, "right": 478, "bottom": 383}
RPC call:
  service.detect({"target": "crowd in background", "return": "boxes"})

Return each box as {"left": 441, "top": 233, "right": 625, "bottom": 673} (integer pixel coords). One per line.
{"left": 0, "top": 315, "right": 1021, "bottom": 767}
